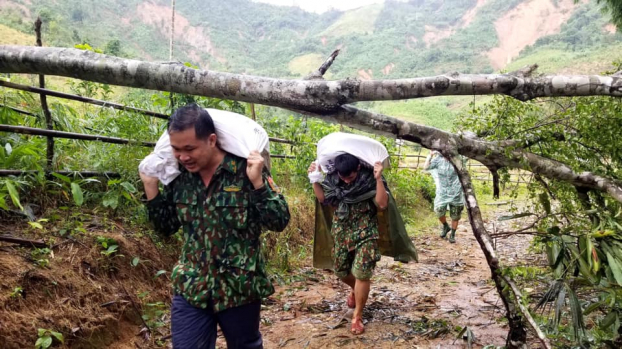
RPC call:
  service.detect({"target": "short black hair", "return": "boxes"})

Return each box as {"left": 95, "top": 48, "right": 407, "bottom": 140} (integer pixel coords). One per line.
{"left": 335, "top": 153, "right": 360, "bottom": 176}
{"left": 167, "top": 103, "right": 215, "bottom": 140}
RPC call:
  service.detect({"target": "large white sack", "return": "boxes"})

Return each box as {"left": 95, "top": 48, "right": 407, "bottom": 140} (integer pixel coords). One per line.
{"left": 316, "top": 132, "right": 389, "bottom": 174}
{"left": 138, "top": 131, "right": 181, "bottom": 185}
{"left": 138, "top": 108, "right": 270, "bottom": 185}
{"left": 208, "top": 108, "right": 269, "bottom": 157}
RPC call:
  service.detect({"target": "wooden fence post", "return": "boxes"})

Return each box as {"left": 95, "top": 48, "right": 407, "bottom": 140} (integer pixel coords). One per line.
{"left": 34, "top": 17, "right": 54, "bottom": 171}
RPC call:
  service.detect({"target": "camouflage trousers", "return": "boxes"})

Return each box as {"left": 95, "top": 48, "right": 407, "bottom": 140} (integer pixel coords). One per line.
{"left": 333, "top": 239, "right": 380, "bottom": 281}
{"left": 435, "top": 204, "right": 464, "bottom": 221}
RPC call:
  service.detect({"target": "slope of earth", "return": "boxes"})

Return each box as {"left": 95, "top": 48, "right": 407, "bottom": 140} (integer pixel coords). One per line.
{"left": 487, "top": 0, "right": 579, "bottom": 70}
{"left": 0, "top": 212, "right": 179, "bottom": 349}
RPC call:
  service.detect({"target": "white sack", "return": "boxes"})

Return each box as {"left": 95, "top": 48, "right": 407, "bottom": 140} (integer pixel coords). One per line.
{"left": 138, "top": 131, "right": 181, "bottom": 185}
{"left": 316, "top": 132, "right": 389, "bottom": 174}
{"left": 138, "top": 108, "right": 269, "bottom": 185}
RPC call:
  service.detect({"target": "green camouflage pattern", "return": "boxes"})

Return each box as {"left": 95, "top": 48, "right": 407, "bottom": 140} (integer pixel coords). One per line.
{"left": 435, "top": 204, "right": 464, "bottom": 221}
{"left": 334, "top": 238, "right": 380, "bottom": 280}
{"left": 331, "top": 198, "right": 381, "bottom": 280}
{"left": 147, "top": 153, "right": 290, "bottom": 312}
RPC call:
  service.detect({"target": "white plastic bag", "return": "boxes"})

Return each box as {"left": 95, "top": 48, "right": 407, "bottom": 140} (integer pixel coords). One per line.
{"left": 316, "top": 132, "right": 389, "bottom": 174}
{"left": 138, "top": 108, "right": 270, "bottom": 185}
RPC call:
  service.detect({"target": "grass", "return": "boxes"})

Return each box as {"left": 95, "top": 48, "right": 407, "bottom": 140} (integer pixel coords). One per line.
{"left": 288, "top": 53, "right": 331, "bottom": 78}
{"left": 318, "top": 4, "right": 383, "bottom": 38}
{"left": 505, "top": 43, "right": 622, "bottom": 74}
{"left": 370, "top": 97, "right": 464, "bottom": 131}
{"left": 0, "top": 24, "right": 34, "bottom": 45}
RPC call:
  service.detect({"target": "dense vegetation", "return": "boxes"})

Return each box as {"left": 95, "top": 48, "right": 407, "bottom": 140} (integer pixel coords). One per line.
{"left": 457, "top": 61, "right": 622, "bottom": 346}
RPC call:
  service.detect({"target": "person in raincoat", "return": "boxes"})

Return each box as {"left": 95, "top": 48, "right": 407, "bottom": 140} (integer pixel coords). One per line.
{"left": 424, "top": 150, "right": 465, "bottom": 243}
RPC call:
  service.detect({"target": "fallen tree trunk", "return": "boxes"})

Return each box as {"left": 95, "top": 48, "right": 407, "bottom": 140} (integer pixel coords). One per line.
{"left": 1, "top": 46, "right": 621, "bottom": 113}
{"left": 2, "top": 46, "right": 620, "bottom": 204}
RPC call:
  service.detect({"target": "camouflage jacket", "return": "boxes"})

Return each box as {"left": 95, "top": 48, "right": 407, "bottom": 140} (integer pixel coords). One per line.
{"left": 331, "top": 199, "right": 379, "bottom": 251}
{"left": 147, "top": 153, "right": 290, "bottom": 312}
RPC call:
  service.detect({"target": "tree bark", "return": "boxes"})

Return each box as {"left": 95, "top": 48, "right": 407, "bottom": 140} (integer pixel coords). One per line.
{"left": 1, "top": 46, "right": 621, "bottom": 113}
{"left": 447, "top": 154, "right": 530, "bottom": 349}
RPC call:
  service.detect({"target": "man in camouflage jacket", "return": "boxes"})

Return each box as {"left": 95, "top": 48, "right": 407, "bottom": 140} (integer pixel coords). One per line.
{"left": 140, "top": 104, "right": 290, "bottom": 349}
{"left": 308, "top": 153, "right": 388, "bottom": 335}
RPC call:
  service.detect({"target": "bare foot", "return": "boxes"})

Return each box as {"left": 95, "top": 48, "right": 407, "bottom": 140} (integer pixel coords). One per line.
{"left": 351, "top": 317, "right": 364, "bottom": 335}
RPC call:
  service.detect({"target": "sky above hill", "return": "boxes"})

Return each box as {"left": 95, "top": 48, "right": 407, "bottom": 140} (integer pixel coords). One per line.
{"left": 253, "top": 0, "right": 385, "bottom": 13}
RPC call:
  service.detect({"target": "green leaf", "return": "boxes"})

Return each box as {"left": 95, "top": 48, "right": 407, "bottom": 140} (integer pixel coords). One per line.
{"left": 5, "top": 180, "right": 23, "bottom": 211}
{"left": 601, "top": 311, "right": 617, "bottom": 329}
{"left": 51, "top": 172, "right": 71, "bottom": 184}
{"left": 36, "top": 335, "right": 52, "bottom": 349}
{"left": 131, "top": 257, "right": 140, "bottom": 267}
{"left": 71, "top": 182, "right": 84, "bottom": 206}
{"left": 567, "top": 245, "right": 598, "bottom": 284}
{"left": 37, "top": 328, "right": 47, "bottom": 337}
{"left": 583, "top": 302, "right": 601, "bottom": 316}
{"left": 121, "top": 182, "right": 137, "bottom": 193}
{"left": 154, "top": 270, "right": 167, "bottom": 279}
{"left": 566, "top": 284, "right": 585, "bottom": 341}
{"left": 102, "top": 195, "right": 119, "bottom": 209}
{"left": 51, "top": 331, "right": 64, "bottom": 343}
{"left": 28, "top": 222, "right": 44, "bottom": 230}
{"left": 605, "top": 251, "right": 622, "bottom": 285}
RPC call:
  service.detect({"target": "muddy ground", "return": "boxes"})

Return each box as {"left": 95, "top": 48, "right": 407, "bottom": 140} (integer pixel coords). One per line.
{"left": 260, "top": 217, "right": 540, "bottom": 349}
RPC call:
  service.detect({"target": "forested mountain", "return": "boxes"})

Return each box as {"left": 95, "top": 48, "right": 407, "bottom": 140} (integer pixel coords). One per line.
{"left": 0, "top": 0, "right": 619, "bottom": 129}
{"left": 1, "top": 0, "right": 619, "bottom": 77}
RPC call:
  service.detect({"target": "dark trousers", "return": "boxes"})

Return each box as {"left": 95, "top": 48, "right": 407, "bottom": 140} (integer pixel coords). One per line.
{"left": 171, "top": 295, "right": 263, "bottom": 349}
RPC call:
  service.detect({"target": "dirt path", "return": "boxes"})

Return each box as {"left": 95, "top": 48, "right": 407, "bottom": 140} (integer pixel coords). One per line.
{"left": 259, "top": 224, "right": 511, "bottom": 348}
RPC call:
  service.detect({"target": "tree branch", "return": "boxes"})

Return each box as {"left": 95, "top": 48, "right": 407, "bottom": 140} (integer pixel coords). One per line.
{"left": 508, "top": 64, "right": 539, "bottom": 78}
{"left": 304, "top": 49, "right": 340, "bottom": 80}
{"left": 302, "top": 105, "right": 622, "bottom": 203}
{"left": 446, "top": 154, "right": 528, "bottom": 348}
{"left": 1, "top": 46, "right": 621, "bottom": 113}
{"left": 500, "top": 275, "right": 553, "bottom": 349}
{"left": 3, "top": 46, "right": 622, "bottom": 205}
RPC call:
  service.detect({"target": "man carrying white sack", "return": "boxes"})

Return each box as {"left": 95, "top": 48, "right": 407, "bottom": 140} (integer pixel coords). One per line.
{"left": 424, "top": 150, "right": 465, "bottom": 243}
{"left": 139, "top": 104, "right": 290, "bottom": 349}
{"left": 308, "top": 154, "right": 388, "bottom": 335}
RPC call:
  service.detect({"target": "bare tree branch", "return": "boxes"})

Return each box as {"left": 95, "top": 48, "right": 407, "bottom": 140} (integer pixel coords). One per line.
{"left": 446, "top": 154, "right": 529, "bottom": 348}
{"left": 1, "top": 46, "right": 621, "bottom": 113}
{"left": 3, "top": 46, "right": 622, "bottom": 204}
{"left": 501, "top": 275, "right": 553, "bottom": 349}
{"left": 508, "top": 64, "right": 539, "bottom": 78}
{"left": 304, "top": 49, "right": 340, "bottom": 80}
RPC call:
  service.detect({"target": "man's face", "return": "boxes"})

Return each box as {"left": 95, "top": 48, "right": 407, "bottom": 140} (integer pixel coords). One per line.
{"left": 338, "top": 171, "right": 358, "bottom": 184}
{"left": 169, "top": 127, "right": 216, "bottom": 173}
